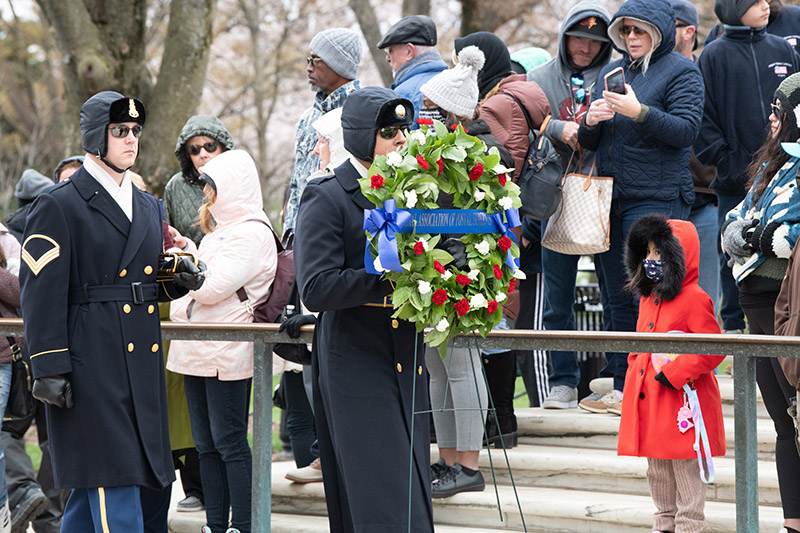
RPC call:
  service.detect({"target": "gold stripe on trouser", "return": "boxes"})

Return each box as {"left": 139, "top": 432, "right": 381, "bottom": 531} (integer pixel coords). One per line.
{"left": 98, "top": 487, "right": 111, "bottom": 533}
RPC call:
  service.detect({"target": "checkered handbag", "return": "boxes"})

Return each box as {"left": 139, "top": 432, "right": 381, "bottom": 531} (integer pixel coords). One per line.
{"left": 541, "top": 158, "right": 613, "bottom": 255}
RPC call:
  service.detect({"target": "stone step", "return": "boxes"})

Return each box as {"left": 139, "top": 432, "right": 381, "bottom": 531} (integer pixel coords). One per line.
{"left": 515, "top": 408, "right": 778, "bottom": 458}
{"left": 467, "top": 443, "right": 781, "bottom": 506}
{"left": 259, "top": 462, "right": 782, "bottom": 532}
{"left": 717, "top": 375, "right": 770, "bottom": 419}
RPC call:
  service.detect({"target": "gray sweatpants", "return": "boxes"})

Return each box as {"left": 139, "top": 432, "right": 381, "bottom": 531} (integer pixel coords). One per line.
{"left": 425, "top": 345, "right": 488, "bottom": 451}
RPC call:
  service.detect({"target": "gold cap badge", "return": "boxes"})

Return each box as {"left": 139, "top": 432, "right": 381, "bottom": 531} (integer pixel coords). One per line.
{"left": 128, "top": 99, "right": 139, "bottom": 119}
{"left": 395, "top": 104, "right": 406, "bottom": 118}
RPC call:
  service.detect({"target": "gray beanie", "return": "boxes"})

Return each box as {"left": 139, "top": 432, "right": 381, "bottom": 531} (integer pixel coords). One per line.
{"left": 775, "top": 72, "right": 800, "bottom": 143}
{"left": 310, "top": 28, "right": 363, "bottom": 80}
{"left": 420, "top": 46, "right": 485, "bottom": 118}
{"left": 15, "top": 169, "right": 53, "bottom": 201}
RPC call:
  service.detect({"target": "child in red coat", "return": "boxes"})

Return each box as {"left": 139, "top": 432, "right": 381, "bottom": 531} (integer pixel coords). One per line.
{"left": 619, "top": 214, "right": 726, "bottom": 533}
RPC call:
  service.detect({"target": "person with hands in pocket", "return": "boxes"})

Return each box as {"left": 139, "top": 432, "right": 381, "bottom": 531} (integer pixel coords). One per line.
{"left": 578, "top": 0, "right": 704, "bottom": 412}
{"left": 19, "top": 91, "right": 205, "bottom": 533}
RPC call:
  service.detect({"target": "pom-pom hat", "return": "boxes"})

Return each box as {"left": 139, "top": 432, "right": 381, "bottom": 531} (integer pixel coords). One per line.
{"left": 420, "top": 46, "right": 485, "bottom": 118}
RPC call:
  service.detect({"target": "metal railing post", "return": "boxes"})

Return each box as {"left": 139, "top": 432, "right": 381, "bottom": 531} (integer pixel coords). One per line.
{"left": 733, "top": 349, "right": 759, "bottom": 533}
{"left": 251, "top": 339, "right": 272, "bottom": 532}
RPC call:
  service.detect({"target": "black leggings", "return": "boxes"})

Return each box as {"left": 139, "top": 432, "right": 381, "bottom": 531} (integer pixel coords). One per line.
{"left": 739, "top": 300, "right": 800, "bottom": 518}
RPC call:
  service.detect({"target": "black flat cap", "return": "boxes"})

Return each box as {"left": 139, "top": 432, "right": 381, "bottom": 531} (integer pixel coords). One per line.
{"left": 377, "top": 15, "right": 437, "bottom": 49}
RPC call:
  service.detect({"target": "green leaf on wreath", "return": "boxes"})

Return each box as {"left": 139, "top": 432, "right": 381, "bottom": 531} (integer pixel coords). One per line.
{"left": 393, "top": 285, "right": 410, "bottom": 306}
{"left": 408, "top": 290, "right": 424, "bottom": 311}
{"left": 442, "top": 146, "right": 467, "bottom": 162}
{"left": 394, "top": 303, "right": 417, "bottom": 320}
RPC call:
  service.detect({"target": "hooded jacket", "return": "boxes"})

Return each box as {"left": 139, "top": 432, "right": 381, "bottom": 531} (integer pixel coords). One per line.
{"left": 6, "top": 169, "right": 53, "bottom": 242}
{"left": 578, "top": 0, "right": 704, "bottom": 204}
{"left": 694, "top": 17, "right": 799, "bottom": 194}
{"left": 618, "top": 215, "right": 725, "bottom": 459}
{"left": 392, "top": 50, "right": 447, "bottom": 129}
{"left": 527, "top": 0, "right": 612, "bottom": 175}
{"left": 706, "top": 4, "right": 800, "bottom": 53}
{"left": 775, "top": 230, "right": 800, "bottom": 390}
{"left": 163, "top": 115, "right": 235, "bottom": 245}
{"left": 168, "top": 150, "right": 277, "bottom": 381}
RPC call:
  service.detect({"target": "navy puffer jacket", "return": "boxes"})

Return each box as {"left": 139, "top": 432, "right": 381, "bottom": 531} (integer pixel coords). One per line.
{"left": 578, "top": 0, "right": 704, "bottom": 204}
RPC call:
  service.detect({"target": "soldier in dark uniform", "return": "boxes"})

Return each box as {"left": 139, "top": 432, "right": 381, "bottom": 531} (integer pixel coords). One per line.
{"left": 19, "top": 91, "right": 204, "bottom": 533}
{"left": 294, "top": 86, "right": 435, "bottom": 533}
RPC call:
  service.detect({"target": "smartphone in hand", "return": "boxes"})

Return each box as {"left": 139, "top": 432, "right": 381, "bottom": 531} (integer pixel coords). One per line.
{"left": 604, "top": 67, "right": 626, "bottom": 95}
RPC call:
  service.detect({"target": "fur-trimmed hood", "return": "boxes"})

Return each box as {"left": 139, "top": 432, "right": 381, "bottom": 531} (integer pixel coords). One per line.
{"left": 625, "top": 214, "right": 699, "bottom": 301}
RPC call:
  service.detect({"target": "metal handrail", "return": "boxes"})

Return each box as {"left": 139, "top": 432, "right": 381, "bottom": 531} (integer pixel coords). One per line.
{"left": 1, "top": 317, "right": 793, "bottom": 533}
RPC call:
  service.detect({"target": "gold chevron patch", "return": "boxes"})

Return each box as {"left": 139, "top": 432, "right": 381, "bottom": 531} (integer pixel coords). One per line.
{"left": 22, "top": 234, "right": 60, "bottom": 276}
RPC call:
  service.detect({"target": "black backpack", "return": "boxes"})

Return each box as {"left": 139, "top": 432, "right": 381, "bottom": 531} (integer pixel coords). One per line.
{"left": 507, "top": 94, "right": 563, "bottom": 220}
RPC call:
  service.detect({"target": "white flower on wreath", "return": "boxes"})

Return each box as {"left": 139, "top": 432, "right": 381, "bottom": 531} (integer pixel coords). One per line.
{"left": 496, "top": 291, "right": 507, "bottom": 303}
{"left": 435, "top": 318, "right": 449, "bottom": 332}
{"left": 513, "top": 268, "right": 527, "bottom": 279}
{"left": 470, "top": 293, "right": 488, "bottom": 308}
{"left": 474, "top": 190, "right": 486, "bottom": 202}
{"left": 498, "top": 196, "right": 514, "bottom": 211}
{"left": 474, "top": 239, "right": 490, "bottom": 255}
{"left": 410, "top": 130, "right": 427, "bottom": 145}
{"left": 404, "top": 189, "right": 418, "bottom": 208}
{"left": 467, "top": 269, "right": 480, "bottom": 281}
{"left": 387, "top": 151, "right": 403, "bottom": 167}
{"left": 441, "top": 269, "right": 453, "bottom": 281}
{"left": 373, "top": 256, "right": 389, "bottom": 273}
{"left": 494, "top": 162, "right": 514, "bottom": 175}
{"left": 418, "top": 280, "right": 432, "bottom": 295}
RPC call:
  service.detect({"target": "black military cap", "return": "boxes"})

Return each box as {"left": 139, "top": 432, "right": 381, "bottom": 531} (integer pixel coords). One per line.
{"left": 377, "top": 15, "right": 437, "bottom": 49}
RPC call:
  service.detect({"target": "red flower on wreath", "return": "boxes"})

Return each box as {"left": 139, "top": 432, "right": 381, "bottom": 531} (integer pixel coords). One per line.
{"left": 488, "top": 300, "right": 499, "bottom": 314}
{"left": 454, "top": 298, "right": 470, "bottom": 316}
{"left": 416, "top": 155, "right": 430, "bottom": 170}
{"left": 469, "top": 163, "right": 484, "bottom": 180}
{"left": 437, "top": 158, "right": 444, "bottom": 176}
{"left": 417, "top": 118, "right": 434, "bottom": 125}
{"left": 432, "top": 289, "right": 448, "bottom": 306}
{"left": 434, "top": 261, "right": 445, "bottom": 274}
{"left": 370, "top": 174, "right": 385, "bottom": 189}
{"left": 493, "top": 264, "right": 503, "bottom": 280}
{"left": 414, "top": 241, "right": 426, "bottom": 255}
{"left": 498, "top": 236, "right": 512, "bottom": 252}
{"left": 508, "top": 278, "right": 517, "bottom": 293}
{"left": 451, "top": 124, "right": 458, "bottom": 131}
{"left": 499, "top": 173, "right": 507, "bottom": 186}
{"left": 455, "top": 274, "right": 471, "bottom": 286}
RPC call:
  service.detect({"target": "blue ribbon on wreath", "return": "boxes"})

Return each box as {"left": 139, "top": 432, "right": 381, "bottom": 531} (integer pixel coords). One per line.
{"left": 492, "top": 209, "right": 521, "bottom": 270}
{"left": 363, "top": 199, "right": 411, "bottom": 274}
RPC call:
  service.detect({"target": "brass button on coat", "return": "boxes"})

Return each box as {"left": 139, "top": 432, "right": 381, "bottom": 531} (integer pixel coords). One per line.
{"left": 396, "top": 363, "right": 402, "bottom": 373}
{"left": 123, "top": 304, "right": 131, "bottom": 314}
{"left": 144, "top": 265, "right": 153, "bottom": 275}
{"left": 151, "top": 344, "right": 159, "bottom": 352}
{"left": 119, "top": 269, "right": 127, "bottom": 277}
{"left": 418, "top": 366, "right": 422, "bottom": 375}
{"left": 148, "top": 305, "right": 155, "bottom": 314}
{"left": 127, "top": 343, "right": 134, "bottom": 352}
{"left": 391, "top": 319, "right": 399, "bottom": 329}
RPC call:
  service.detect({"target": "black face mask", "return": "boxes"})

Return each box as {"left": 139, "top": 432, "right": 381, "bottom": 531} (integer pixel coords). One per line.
{"left": 418, "top": 107, "right": 446, "bottom": 124}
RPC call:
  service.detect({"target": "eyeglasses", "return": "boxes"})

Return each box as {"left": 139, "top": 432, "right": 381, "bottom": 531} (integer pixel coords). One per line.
{"left": 109, "top": 124, "right": 142, "bottom": 138}
{"left": 571, "top": 75, "right": 586, "bottom": 104}
{"left": 771, "top": 103, "right": 784, "bottom": 118}
{"left": 306, "top": 56, "right": 323, "bottom": 68}
{"left": 675, "top": 22, "right": 691, "bottom": 28}
{"left": 619, "top": 25, "right": 647, "bottom": 37}
{"left": 379, "top": 126, "right": 400, "bottom": 139}
{"left": 188, "top": 140, "right": 220, "bottom": 156}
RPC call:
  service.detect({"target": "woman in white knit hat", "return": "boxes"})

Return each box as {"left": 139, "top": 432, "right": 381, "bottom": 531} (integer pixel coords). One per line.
{"left": 419, "top": 46, "right": 514, "bottom": 499}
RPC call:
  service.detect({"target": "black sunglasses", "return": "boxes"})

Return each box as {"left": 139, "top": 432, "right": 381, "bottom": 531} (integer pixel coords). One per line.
{"left": 675, "top": 22, "right": 690, "bottom": 28}
{"left": 109, "top": 124, "right": 142, "bottom": 138}
{"left": 379, "top": 126, "right": 401, "bottom": 139}
{"left": 619, "top": 25, "right": 647, "bottom": 37}
{"left": 771, "top": 103, "right": 784, "bottom": 118}
{"left": 188, "top": 140, "right": 220, "bottom": 156}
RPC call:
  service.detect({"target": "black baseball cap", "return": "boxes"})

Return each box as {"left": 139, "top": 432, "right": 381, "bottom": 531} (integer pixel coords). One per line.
{"left": 564, "top": 16, "right": 610, "bottom": 42}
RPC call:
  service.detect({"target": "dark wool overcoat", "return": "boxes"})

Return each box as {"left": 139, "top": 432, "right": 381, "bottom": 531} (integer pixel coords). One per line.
{"left": 294, "top": 160, "right": 434, "bottom": 533}
{"left": 19, "top": 166, "right": 185, "bottom": 489}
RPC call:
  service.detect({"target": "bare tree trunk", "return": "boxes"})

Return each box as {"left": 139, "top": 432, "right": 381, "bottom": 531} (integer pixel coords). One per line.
{"left": 238, "top": 0, "right": 269, "bottom": 177}
{"left": 349, "top": 0, "right": 394, "bottom": 87}
{"left": 460, "top": 0, "right": 546, "bottom": 35}
{"left": 402, "top": 0, "right": 430, "bottom": 16}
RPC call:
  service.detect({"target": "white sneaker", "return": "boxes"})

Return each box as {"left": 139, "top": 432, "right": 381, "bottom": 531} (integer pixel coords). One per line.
{"left": 589, "top": 377, "right": 613, "bottom": 395}
{"left": 542, "top": 385, "right": 578, "bottom": 409}
{"left": 0, "top": 501, "right": 11, "bottom": 533}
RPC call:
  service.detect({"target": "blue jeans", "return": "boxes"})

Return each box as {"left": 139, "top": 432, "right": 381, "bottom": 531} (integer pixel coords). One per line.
{"left": 688, "top": 201, "right": 720, "bottom": 313}
{"left": 716, "top": 191, "right": 747, "bottom": 330}
{"left": 594, "top": 197, "right": 691, "bottom": 391}
{"left": 184, "top": 375, "right": 252, "bottom": 533}
{"left": 0, "top": 363, "right": 11, "bottom": 507}
{"left": 541, "top": 246, "right": 581, "bottom": 389}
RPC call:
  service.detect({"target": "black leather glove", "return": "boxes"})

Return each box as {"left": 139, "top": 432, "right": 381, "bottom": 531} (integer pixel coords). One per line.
{"left": 32, "top": 376, "right": 74, "bottom": 408}
{"left": 440, "top": 238, "right": 467, "bottom": 270}
{"left": 278, "top": 314, "right": 316, "bottom": 338}
{"left": 654, "top": 371, "right": 678, "bottom": 391}
{"left": 173, "top": 257, "right": 207, "bottom": 291}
